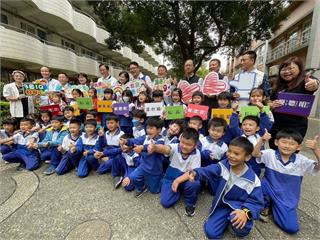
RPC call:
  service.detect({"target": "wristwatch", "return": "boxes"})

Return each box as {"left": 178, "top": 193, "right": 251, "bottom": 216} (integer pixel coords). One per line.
{"left": 242, "top": 208, "right": 252, "bottom": 220}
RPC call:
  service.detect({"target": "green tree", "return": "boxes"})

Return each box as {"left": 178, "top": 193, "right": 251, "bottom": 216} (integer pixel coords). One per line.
{"left": 89, "top": 1, "right": 288, "bottom": 75}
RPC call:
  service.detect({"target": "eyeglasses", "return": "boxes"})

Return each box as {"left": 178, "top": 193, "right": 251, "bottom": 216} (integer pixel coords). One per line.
{"left": 280, "top": 67, "right": 297, "bottom": 73}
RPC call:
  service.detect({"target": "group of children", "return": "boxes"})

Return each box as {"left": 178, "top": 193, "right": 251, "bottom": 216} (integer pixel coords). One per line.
{"left": 1, "top": 84, "right": 319, "bottom": 239}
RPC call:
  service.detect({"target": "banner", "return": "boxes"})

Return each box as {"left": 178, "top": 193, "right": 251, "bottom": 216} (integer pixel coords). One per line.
{"left": 165, "top": 106, "right": 185, "bottom": 120}
{"left": 145, "top": 102, "right": 164, "bottom": 116}
{"left": 274, "top": 92, "right": 315, "bottom": 117}
{"left": 202, "top": 72, "right": 228, "bottom": 96}
{"left": 177, "top": 81, "right": 201, "bottom": 104}
{"left": 113, "top": 103, "right": 130, "bottom": 115}
{"left": 186, "top": 104, "right": 209, "bottom": 120}
{"left": 76, "top": 97, "right": 93, "bottom": 110}
{"left": 211, "top": 109, "right": 233, "bottom": 125}
{"left": 39, "top": 104, "right": 61, "bottom": 116}
{"left": 97, "top": 100, "right": 113, "bottom": 113}
{"left": 23, "top": 83, "right": 46, "bottom": 96}
{"left": 240, "top": 106, "right": 271, "bottom": 122}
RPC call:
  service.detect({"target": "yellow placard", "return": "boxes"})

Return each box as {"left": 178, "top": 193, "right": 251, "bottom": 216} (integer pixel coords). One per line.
{"left": 71, "top": 104, "right": 80, "bottom": 116}
{"left": 211, "top": 109, "right": 233, "bottom": 125}
{"left": 97, "top": 100, "right": 113, "bottom": 113}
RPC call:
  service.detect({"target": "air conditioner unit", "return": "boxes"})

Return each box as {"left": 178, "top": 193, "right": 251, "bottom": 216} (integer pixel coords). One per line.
{"left": 269, "top": 65, "right": 279, "bottom": 76}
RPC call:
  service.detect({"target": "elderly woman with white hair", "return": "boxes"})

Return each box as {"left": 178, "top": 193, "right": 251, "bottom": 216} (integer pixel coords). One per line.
{"left": 3, "top": 70, "right": 35, "bottom": 120}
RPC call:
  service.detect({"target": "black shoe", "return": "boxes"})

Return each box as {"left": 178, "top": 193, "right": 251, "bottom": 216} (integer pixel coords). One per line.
{"left": 16, "top": 163, "right": 25, "bottom": 171}
{"left": 185, "top": 205, "right": 196, "bottom": 217}
{"left": 113, "top": 176, "right": 123, "bottom": 189}
{"left": 135, "top": 186, "right": 148, "bottom": 198}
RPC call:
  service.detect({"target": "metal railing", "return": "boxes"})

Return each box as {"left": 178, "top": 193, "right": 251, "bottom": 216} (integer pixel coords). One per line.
{"left": 267, "top": 27, "right": 311, "bottom": 63}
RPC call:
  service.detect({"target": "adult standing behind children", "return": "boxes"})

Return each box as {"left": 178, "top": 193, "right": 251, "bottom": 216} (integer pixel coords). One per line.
{"left": 3, "top": 70, "right": 35, "bottom": 121}
{"left": 269, "top": 57, "right": 319, "bottom": 149}
{"left": 183, "top": 59, "right": 203, "bottom": 86}
{"left": 39, "top": 66, "right": 61, "bottom": 106}
{"left": 97, "top": 63, "right": 118, "bottom": 89}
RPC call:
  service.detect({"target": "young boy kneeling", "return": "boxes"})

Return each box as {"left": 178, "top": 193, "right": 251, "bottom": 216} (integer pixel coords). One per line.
{"left": 148, "top": 128, "right": 201, "bottom": 217}
{"left": 181, "top": 137, "right": 264, "bottom": 239}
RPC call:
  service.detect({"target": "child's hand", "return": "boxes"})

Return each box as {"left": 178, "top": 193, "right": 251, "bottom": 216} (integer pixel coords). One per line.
{"left": 43, "top": 142, "right": 49, "bottom": 148}
{"left": 83, "top": 150, "right": 89, "bottom": 156}
{"left": 124, "top": 113, "right": 129, "bottom": 117}
{"left": 27, "top": 142, "right": 35, "bottom": 149}
{"left": 269, "top": 100, "right": 283, "bottom": 109}
{"left": 255, "top": 101, "right": 264, "bottom": 111}
{"left": 232, "top": 92, "right": 240, "bottom": 99}
{"left": 133, "top": 145, "right": 144, "bottom": 154}
{"left": 98, "top": 128, "right": 105, "bottom": 137}
{"left": 231, "top": 101, "right": 239, "bottom": 112}
{"left": 188, "top": 170, "right": 196, "bottom": 182}
{"left": 100, "top": 157, "right": 109, "bottom": 163}
{"left": 93, "top": 150, "right": 104, "bottom": 159}
{"left": 230, "top": 209, "right": 248, "bottom": 229}
{"left": 147, "top": 139, "right": 155, "bottom": 154}
{"left": 261, "top": 129, "right": 271, "bottom": 142}
{"left": 70, "top": 144, "right": 76, "bottom": 153}
{"left": 57, "top": 145, "right": 63, "bottom": 152}
{"left": 122, "top": 177, "right": 130, "bottom": 187}
{"left": 306, "top": 135, "right": 319, "bottom": 150}
{"left": 171, "top": 179, "right": 180, "bottom": 192}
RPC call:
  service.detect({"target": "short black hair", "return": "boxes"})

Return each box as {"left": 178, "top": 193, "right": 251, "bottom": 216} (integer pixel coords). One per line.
{"left": 242, "top": 115, "right": 260, "bottom": 127}
{"left": 72, "top": 88, "right": 84, "bottom": 97}
{"left": 157, "top": 65, "right": 167, "bottom": 71}
{"left": 208, "top": 117, "right": 227, "bottom": 132}
{"left": 40, "top": 110, "right": 52, "bottom": 119}
{"left": 129, "top": 61, "right": 139, "bottom": 68}
{"left": 86, "top": 110, "right": 97, "bottom": 118}
{"left": 229, "top": 137, "right": 254, "bottom": 156}
{"left": 69, "top": 118, "right": 82, "bottom": 127}
{"left": 146, "top": 117, "right": 164, "bottom": 129}
{"left": 180, "top": 128, "right": 199, "bottom": 144}
{"left": 99, "top": 63, "right": 109, "bottom": 70}
{"left": 78, "top": 73, "right": 88, "bottom": 80}
{"left": 276, "top": 129, "right": 303, "bottom": 144}
{"left": 119, "top": 71, "right": 130, "bottom": 83}
{"left": 132, "top": 109, "right": 146, "bottom": 119}
{"left": 170, "top": 119, "right": 186, "bottom": 134}
{"left": 104, "top": 88, "right": 114, "bottom": 94}
{"left": 189, "top": 115, "right": 203, "bottom": 125}
{"left": 217, "top": 91, "right": 233, "bottom": 101}
{"left": 120, "top": 133, "right": 134, "bottom": 140}
{"left": 192, "top": 91, "right": 204, "bottom": 99}
{"left": 2, "top": 118, "right": 17, "bottom": 127}
{"left": 209, "top": 58, "right": 221, "bottom": 66}
{"left": 172, "top": 88, "right": 182, "bottom": 99}
{"left": 20, "top": 118, "right": 35, "bottom": 126}
{"left": 64, "top": 106, "right": 74, "bottom": 112}
{"left": 106, "top": 113, "right": 119, "bottom": 122}
{"left": 243, "top": 50, "right": 257, "bottom": 63}
{"left": 84, "top": 119, "right": 97, "bottom": 127}
{"left": 153, "top": 90, "right": 163, "bottom": 98}
{"left": 58, "top": 72, "right": 69, "bottom": 78}
{"left": 51, "top": 115, "right": 65, "bottom": 122}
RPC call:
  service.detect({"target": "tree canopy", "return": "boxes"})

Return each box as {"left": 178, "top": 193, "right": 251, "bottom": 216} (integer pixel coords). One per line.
{"left": 89, "top": 0, "right": 288, "bottom": 76}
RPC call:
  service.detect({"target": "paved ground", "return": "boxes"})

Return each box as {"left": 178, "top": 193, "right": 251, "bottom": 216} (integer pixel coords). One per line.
{"left": 0, "top": 120, "right": 319, "bottom": 240}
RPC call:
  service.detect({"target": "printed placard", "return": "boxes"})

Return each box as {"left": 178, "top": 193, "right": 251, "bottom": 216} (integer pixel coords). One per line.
{"left": 211, "top": 109, "right": 233, "bottom": 125}
{"left": 186, "top": 104, "right": 209, "bottom": 120}
{"left": 39, "top": 104, "right": 61, "bottom": 116}
{"left": 97, "top": 100, "right": 113, "bottom": 113}
{"left": 71, "top": 104, "right": 80, "bottom": 116}
{"left": 229, "top": 72, "right": 256, "bottom": 100}
{"left": 23, "top": 83, "right": 46, "bottom": 96}
{"left": 153, "top": 78, "right": 171, "bottom": 96}
{"left": 274, "top": 92, "right": 315, "bottom": 117}
{"left": 125, "top": 80, "right": 145, "bottom": 97}
{"left": 165, "top": 106, "right": 185, "bottom": 120}
{"left": 145, "top": 102, "right": 164, "bottom": 116}
{"left": 113, "top": 103, "right": 130, "bottom": 115}
{"left": 76, "top": 97, "right": 93, "bottom": 110}
{"left": 240, "top": 106, "right": 271, "bottom": 122}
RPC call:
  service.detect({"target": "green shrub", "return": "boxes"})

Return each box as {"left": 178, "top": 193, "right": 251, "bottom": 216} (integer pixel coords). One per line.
{"left": 0, "top": 101, "right": 10, "bottom": 124}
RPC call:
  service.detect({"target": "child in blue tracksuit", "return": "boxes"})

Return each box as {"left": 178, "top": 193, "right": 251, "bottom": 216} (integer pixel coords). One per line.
{"left": 118, "top": 90, "right": 135, "bottom": 135}
{"left": 34, "top": 115, "right": 68, "bottom": 175}
{"left": 74, "top": 119, "right": 100, "bottom": 178}
{"left": 188, "top": 115, "right": 204, "bottom": 149}
{"left": 253, "top": 129, "right": 320, "bottom": 234}
{"left": 104, "top": 133, "right": 140, "bottom": 190}
{"left": 132, "top": 109, "right": 146, "bottom": 138}
{"left": 94, "top": 113, "right": 124, "bottom": 175}
{"left": 55, "top": 118, "right": 83, "bottom": 175}
{"left": 149, "top": 128, "right": 201, "bottom": 217}
{"left": 2, "top": 118, "right": 40, "bottom": 171}
{"left": 184, "top": 137, "right": 264, "bottom": 239}
{"left": 122, "top": 117, "right": 165, "bottom": 197}
{"left": 0, "top": 118, "right": 17, "bottom": 155}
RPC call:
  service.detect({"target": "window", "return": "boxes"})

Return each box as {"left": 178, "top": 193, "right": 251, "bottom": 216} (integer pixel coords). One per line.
{"left": 61, "top": 39, "right": 75, "bottom": 50}
{"left": 302, "top": 21, "right": 311, "bottom": 45}
{"left": 20, "top": 22, "right": 35, "bottom": 34}
{"left": 37, "top": 29, "right": 46, "bottom": 40}
{"left": 1, "top": 14, "right": 8, "bottom": 24}
{"left": 287, "top": 29, "right": 299, "bottom": 52}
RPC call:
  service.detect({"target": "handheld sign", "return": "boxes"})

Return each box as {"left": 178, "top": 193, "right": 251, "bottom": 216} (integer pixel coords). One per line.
{"left": 23, "top": 83, "right": 46, "bottom": 96}
{"left": 153, "top": 78, "right": 171, "bottom": 96}
{"left": 113, "top": 103, "right": 130, "bottom": 115}
{"left": 70, "top": 85, "right": 89, "bottom": 97}
{"left": 76, "top": 97, "right": 93, "bottom": 110}
{"left": 177, "top": 81, "right": 201, "bottom": 104}
{"left": 274, "top": 92, "right": 315, "bottom": 117}
{"left": 165, "top": 106, "right": 184, "bottom": 120}
{"left": 145, "top": 102, "right": 164, "bottom": 116}
{"left": 39, "top": 104, "right": 61, "bottom": 116}
{"left": 229, "top": 72, "right": 256, "bottom": 100}
{"left": 97, "top": 100, "right": 113, "bottom": 113}
{"left": 202, "top": 72, "right": 229, "bottom": 96}
{"left": 186, "top": 104, "right": 209, "bottom": 120}
{"left": 125, "top": 80, "right": 145, "bottom": 97}
{"left": 71, "top": 104, "right": 80, "bottom": 116}
{"left": 240, "top": 106, "right": 271, "bottom": 122}
{"left": 211, "top": 109, "right": 233, "bottom": 125}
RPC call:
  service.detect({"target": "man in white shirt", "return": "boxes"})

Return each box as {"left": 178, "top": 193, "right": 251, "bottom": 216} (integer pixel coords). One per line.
{"left": 128, "top": 61, "right": 153, "bottom": 86}
{"left": 97, "top": 63, "right": 118, "bottom": 88}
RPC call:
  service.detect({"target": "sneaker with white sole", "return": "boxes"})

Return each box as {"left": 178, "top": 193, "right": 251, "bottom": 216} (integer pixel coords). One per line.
{"left": 185, "top": 205, "right": 196, "bottom": 217}
{"left": 43, "top": 165, "right": 56, "bottom": 175}
{"left": 113, "top": 176, "right": 123, "bottom": 189}
{"left": 135, "top": 186, "right": 148, "bottom": 198}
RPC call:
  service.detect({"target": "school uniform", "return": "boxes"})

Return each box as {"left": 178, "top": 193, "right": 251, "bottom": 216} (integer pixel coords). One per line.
{"left": 133, "top": 125, "right": 146, "bottom": 139}
{"left": 127, "top": 135, "right": 165, "bottom": 193}
{"left": 160, "top": 144, "right": 201, "bottom": 208}
{"left": 76, "top": 134, "right": 100, "bottom": 178}
{"left": 119, "top": 103, "right": 135, "bottom": 135}
{"left": 96, "top": 128, "right": 124, "bottom": 174}
{"left": 38, "top": 126, "right": 68, "bottom": 167}
{"left": 0, "top": 130, "right": 16, "bottom": 155}
{"left": 194, "top": 159, "right": 264, "bottom": 239}
{"left": 200, "top": 136, "right": 228, "bottom": 166}
{"left": 38, "top": 122, "right": 51, "bottom": 141}
{"left": 3, "top": 131, "right": 40, "bottom": 170}
{"left": 55, "top": 133, "right": 83, "bottom": 175}
{"left": 256, "top": 149, "right": 317, "bottom": 234}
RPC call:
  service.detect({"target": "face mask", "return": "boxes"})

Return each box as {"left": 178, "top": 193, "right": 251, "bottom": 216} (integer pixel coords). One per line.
{"left": 123, "top": 96, "right": 130, "bottom": 103}
{"left": 132, "top": 119, "right": 140, "bottom": 127}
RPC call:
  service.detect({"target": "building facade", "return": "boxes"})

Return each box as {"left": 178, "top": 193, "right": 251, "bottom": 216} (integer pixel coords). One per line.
{"left": 0, "top": 0, "right": 160, "bottom": 82}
